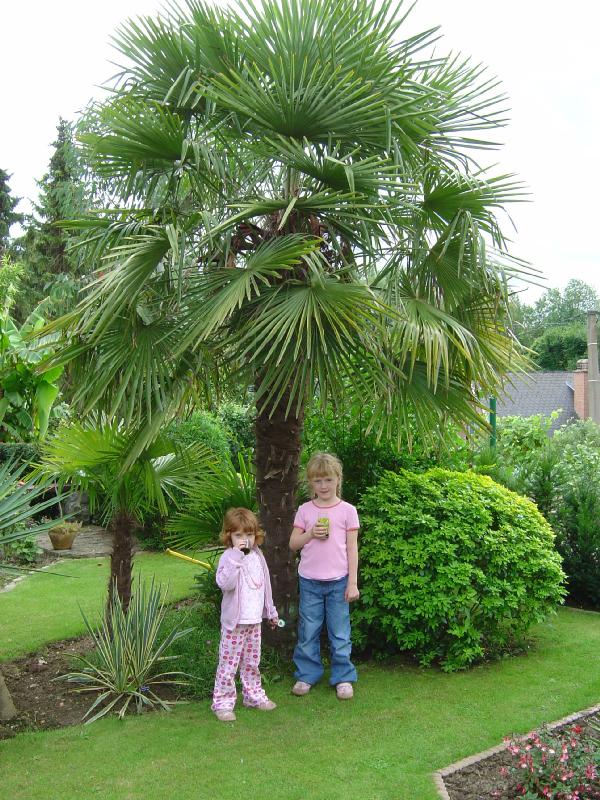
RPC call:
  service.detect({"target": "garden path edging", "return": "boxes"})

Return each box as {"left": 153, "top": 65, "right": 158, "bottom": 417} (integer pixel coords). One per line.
{"left": 0, "top": 560, "right": 64, "bottom": 593}
{"left": 432, "top": 702, "right": 600, "bottom": 799}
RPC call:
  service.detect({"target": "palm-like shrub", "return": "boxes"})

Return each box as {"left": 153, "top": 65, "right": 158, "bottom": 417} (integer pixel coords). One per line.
{"left": 38, "top": 419, "right": 217, "bottom": 610}
{"left": 354, "top": 469, "right": 565, "bottom": 670}
{"left": 61, "top": 579, "right": 193, "bottom": 723}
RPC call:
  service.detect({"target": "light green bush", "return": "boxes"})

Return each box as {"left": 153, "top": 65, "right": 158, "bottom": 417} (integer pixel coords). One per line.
{"left": 166, "top": 411, "right": 230, "bottom": 460}
{"left": 354, "top": 469, "right": 565, "bottom": 671}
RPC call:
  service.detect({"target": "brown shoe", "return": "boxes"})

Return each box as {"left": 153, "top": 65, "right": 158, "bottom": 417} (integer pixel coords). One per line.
{"left": 215, "top": 710, "right": 236, "bottom": 722}
{"left": 292, "top": 681, "right": 311, "bottom": 696}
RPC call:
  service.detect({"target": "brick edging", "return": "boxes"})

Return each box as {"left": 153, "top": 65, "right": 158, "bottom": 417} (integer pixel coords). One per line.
{"left": 432, "top": 702, "right": 600, "bottom": 800}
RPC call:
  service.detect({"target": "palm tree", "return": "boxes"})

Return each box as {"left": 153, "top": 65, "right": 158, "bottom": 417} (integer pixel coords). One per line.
{"left": 48, "top": 0, "right": 530, "bottom": 638}
{"left": 38, "top": 420, "right": 216, "bottom": 611}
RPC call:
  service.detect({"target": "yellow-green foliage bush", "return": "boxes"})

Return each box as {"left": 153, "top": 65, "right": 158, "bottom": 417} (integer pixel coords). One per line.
{"left": 353, "top": 469, "right": 566, "bottom": 671}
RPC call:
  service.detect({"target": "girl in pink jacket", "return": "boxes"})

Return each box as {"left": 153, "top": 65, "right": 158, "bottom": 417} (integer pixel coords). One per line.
{"left": 211, "top": 507, "right": 279, "bottom": 722}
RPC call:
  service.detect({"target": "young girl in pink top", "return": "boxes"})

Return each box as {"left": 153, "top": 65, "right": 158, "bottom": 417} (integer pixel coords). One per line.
{"left": 289, "top": 452, "right": 359, "bottom": 700}
{"left": 211, "top": 507, "right": 279, "bottom": 722}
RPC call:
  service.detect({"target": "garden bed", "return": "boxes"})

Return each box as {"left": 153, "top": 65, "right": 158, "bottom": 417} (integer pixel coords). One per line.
{"left": 0, "top": 635, "right": 96, "bottom": 739}
{"left": 438, "top": 706, "right": 600, "bottom": 799}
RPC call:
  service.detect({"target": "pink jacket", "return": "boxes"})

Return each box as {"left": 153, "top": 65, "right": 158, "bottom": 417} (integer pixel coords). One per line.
{"left": 216, "top": 547, "right": 278, "bottom": 631}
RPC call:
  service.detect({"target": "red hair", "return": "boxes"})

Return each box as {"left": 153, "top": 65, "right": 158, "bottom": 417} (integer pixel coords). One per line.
{"left": 220, "top": 507, "right": 265, "bottom": 547}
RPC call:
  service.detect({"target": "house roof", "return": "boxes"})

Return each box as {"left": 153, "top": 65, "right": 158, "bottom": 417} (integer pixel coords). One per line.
{"left": 495, "top": 372, "right": 576, "bottom": 431}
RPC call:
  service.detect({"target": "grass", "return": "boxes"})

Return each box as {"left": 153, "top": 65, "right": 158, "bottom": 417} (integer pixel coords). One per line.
{"left": 0, "top": 553, "right": 199, "bottom": 660}
{"left": 1, "top": 607, "right": 600, "bottom": 799}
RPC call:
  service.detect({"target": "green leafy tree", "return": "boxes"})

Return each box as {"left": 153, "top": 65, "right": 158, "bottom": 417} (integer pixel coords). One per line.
{"left": 0, "top": 169, "right": 23, "bottom": 255}
{"left": 48, "top": 0, "right": 529, "bottom": 637}
{"left": 518, "top": 280, "right": 599, "bottom": 349}
{"left": 532, "top": 324, "right": 587, "bottom": 370}
{"left": 0, "top": 254, "right": 24, "bottom": 311}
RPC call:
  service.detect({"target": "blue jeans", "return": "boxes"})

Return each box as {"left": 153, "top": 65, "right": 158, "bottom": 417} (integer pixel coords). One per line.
{"left": 293, "top": 576, "right": 357, "bottom": 686}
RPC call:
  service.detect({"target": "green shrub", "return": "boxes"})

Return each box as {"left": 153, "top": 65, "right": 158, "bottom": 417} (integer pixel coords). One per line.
{"left": 557, "top": 482, "right": 600, "bottom": 605}
{"left": 0, "top": 531, "right": 41, "bottom": 566}
{"left": 303, "top": 405, "right": 468, "bottom": 505}
{"left": 550, "top": 420, "right": 600, "bottom": 606}
{"left": 216, "top": 402, "right": 256, "bottom": 460}
{"left": 354, "top": 469, "right": 565, "bottom": 671}
{"left": 160, "top": 601, "right": 222, "bottom": 700}
{"left": 0, "top": 442, "right": 41, "bottom": 468}
{"left": 191, "top": 549, "right": 224, "bottom": 613}
{"left": 167, "top": 451, "right": 256, "bottom": 550}
{"left": 166, "top": 411, "right": 230, "bottom": 461}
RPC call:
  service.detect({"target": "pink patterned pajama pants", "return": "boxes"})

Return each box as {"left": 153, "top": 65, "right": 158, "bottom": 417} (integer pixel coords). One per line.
{"left": 211, "top": 623, "right": 269, "bottom": 711}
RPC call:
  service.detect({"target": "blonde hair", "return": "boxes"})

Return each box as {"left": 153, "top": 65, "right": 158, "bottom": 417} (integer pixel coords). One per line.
{"left": 305, "top": 452, "right": 343, "bottom": 497}
{"left": 220, "top": 507, "right": 265, "bottom": 547}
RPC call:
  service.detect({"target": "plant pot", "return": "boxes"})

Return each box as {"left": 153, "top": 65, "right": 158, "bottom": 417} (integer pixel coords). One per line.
{"left": 48, "top": 530, "right": 77, "bottom": 550}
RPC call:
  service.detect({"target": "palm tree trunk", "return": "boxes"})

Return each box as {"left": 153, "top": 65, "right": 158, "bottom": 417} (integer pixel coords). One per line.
{"left": 0, "top": 671, "right": 17, "bottom": 721}
{"left": 107, "top": 510, "right": 137, "bottom": 615}
{"left": 255, "top": 384, "right": 304, "bottom": 650}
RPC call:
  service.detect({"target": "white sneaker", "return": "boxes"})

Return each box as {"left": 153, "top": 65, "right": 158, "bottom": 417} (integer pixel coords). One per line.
{"left": 215, "top": 709, "right": 236, "bottom": 721}
{"left": 336, "top": 682, "right": 354, "bottom": 700}
{"left": 291, "top": 681, "right": 312, "bottom": 696}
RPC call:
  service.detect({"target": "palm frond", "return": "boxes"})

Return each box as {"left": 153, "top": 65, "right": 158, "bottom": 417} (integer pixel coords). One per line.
{"left": 166, "top": 450, "right": 256, "bottom": 549}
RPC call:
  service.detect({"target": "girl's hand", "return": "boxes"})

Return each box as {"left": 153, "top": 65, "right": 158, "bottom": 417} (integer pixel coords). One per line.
{"left": 267, "top": 616, "right": 279, "bottom": 629}
{"left": 345, "top": 583, "right": 360, "bottom": 602}
{"left": 310, "top": 524, "right": 328, "bottom": 540}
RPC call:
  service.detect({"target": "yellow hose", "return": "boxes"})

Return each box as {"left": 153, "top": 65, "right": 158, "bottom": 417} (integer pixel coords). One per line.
{"left": 165, "top": 548, "right": 212, "bottom": 570}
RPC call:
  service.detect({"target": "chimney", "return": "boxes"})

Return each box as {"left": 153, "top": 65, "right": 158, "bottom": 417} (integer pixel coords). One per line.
{"left": 574, "top": 358, "right": 589, "bottom": 419}
{"left": 588, "top": 311, "right": 600, "bottom": 423}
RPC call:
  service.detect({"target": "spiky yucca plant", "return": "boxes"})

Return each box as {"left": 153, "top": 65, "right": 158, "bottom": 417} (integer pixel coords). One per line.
{"left": 60, "top": 578, "right": 193, "bottom": 723}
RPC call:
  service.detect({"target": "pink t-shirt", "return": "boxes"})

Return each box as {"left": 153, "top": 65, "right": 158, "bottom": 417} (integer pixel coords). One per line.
{"left": 293, "top": 499, "right": 360, "bottom": 580}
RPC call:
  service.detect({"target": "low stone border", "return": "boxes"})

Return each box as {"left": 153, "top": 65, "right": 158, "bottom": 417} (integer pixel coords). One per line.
{"left": 433, "top": 702, "right": 600, "bottom": 799}
{"left": 0, "top": 560, "right": 64, "bottom": 594}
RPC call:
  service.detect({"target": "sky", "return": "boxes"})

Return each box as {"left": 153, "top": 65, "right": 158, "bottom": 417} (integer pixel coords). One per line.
{"left": 1, "top": 0, "right": 597, "bottom": 302}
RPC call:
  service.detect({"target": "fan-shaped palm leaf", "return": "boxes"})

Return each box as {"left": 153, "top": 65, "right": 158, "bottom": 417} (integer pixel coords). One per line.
{"left": 166, "top": 450, "right": 256, "bottom": 549}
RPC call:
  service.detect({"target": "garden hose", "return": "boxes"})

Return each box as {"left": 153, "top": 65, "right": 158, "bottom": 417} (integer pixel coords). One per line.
{"left": 165, "top": 548, "right": 212, "bottom": 570}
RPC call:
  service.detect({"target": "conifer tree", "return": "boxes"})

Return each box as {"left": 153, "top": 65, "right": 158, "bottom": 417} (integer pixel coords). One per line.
{"left": 18, "top": 119, "right": 87, "bottom": 316}
{"left": 0, "top": 169, "right": 23, "bottom": 255}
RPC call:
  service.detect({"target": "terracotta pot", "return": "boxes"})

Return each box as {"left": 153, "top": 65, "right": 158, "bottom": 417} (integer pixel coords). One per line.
{"left": 48, "top": 530, "right": 77, "bottom": 550}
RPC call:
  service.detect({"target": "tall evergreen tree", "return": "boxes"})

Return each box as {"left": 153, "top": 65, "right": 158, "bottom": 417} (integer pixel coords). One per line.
{"left": 0, "top": 169, "right": 23, "bottom": 255}
{"left": 18, "top": 119, "right": 87, "bottom": 317}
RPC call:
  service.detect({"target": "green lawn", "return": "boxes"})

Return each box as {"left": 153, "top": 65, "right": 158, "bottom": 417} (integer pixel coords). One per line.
{"left": 0, "top": 553, "right": 198, "bottom": 660}
{"left": 2, "top": 607, "right": 600, "bottom": 799}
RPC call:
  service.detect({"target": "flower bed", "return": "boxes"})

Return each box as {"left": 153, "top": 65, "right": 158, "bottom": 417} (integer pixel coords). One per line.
{"left": 437, "top": 706, "right": 600, "bottom": 799}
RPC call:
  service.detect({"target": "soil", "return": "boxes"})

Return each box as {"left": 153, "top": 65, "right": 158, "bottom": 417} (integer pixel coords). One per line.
{"left": 0, "top": 599, "right": 194, "bottom": 741}
{"left": 0, "top": 635, "right": 97, "bottom": 739}
{"left": 443, "top": 710, "right": 600, "bottom": 799}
